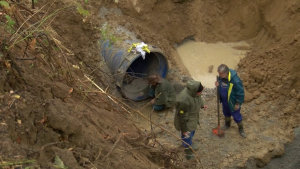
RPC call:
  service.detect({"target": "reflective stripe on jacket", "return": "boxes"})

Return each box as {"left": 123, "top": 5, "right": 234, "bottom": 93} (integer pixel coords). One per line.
{"left": 218, "top": 69, "right": 245, "bottom": 112}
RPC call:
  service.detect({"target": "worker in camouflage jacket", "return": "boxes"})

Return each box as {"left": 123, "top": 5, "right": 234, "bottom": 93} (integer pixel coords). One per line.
{"left": 174, "top": 80, "right": 207, "bottom": 160}
{"left": 148, "top": 74, "right": 176, "bottom": 111}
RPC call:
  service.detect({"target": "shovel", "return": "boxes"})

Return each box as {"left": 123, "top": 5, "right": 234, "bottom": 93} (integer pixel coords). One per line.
{"left": 213, "top": 76, "right": 225, "bottom": 137}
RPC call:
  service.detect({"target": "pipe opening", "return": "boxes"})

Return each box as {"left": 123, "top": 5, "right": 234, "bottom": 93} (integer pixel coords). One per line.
{"left": 122, "top": 52, "right": 168, "bottom": 100}
{"left": 99, "top": 39, "right": 168, "bottom": 101}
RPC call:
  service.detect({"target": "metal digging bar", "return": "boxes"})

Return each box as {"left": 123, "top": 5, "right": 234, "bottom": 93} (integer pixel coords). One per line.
{"left": 213, "top": 76, "right": 225, "bottom": 137}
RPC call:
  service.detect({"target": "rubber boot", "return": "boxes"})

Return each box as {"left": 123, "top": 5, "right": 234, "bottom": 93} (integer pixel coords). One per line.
{"left": 221, "top": 117, "right": 231, "bottom": 130}
{"left": 184, "top": 148, "right": 195, "bottom": 160}
{"left": 237, "top": 121, "right": 246, "bottom": 138}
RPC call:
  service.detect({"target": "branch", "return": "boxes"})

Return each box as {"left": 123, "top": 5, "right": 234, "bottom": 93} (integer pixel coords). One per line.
{"left": 102, "top": 132, "right": 123, "bottom": 162}
{"left": 40, "top": 141, "right": 69, "bottom": 151}
{"left": 32, "top": 0, "right": 35, "bottom": 9}
{"left": 84, "top": 74, "right": 132, "bottom": 115}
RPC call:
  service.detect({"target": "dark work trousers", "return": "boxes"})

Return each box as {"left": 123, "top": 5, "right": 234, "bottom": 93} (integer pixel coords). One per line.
{"left": 181, "top": 131, "right": 195, "bottom": 148}
{"left": 219, "top": 86, "right": 242, "bottom": 123}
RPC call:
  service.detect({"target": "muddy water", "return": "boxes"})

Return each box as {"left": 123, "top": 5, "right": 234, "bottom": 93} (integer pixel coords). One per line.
{"left": 176, "top": 41, "right": 250, "bottom": 88}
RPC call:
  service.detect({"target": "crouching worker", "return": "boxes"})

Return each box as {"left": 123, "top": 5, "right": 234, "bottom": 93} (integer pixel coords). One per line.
{"left": 147, "top": 74, "right": 176, "bottom": 111}
{"left": 174, "top": 80, "right": 207, "bottom": 160}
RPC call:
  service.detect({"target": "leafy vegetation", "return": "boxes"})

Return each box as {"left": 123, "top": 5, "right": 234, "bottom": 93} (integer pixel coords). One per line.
{"left": 0, "top": 159, "right": 36, "bottom": 167}
{"left": 0, "top": 1, "right": 15, "bottom": 33}
{"left": 5, "top": 15, "right": 15, "bottom": 33}
{"left": 96, "top": 25, "right": 118, "bottom": 47}
{"left": 76, "top": 5, "right": 90, "bottom": 16}
{"left": 53, "top": 156, "right": 68, "bottom": 169}
{"left": 0, "top": 1, "right": 9, "bottom": 7}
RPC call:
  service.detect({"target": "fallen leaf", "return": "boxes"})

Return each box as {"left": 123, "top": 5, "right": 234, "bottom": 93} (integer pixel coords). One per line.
{"left": 17, "top": 137, "right": 21, "bottom": 144}
{"left": 4, "top": 60, "right": 10, "bottom": 69}
{"left": 72, "top": 65, "right": 80, "bottom": 69}
{"left": 103, "top": 134, "right": 111, "bottom": 139}
{"left": 0, "top": 1, "right": 9, "bottom": 7}
{"left": 40, "top": 117, "right": 46, "bottom": 124}
{"left": 29, "top": 38, "right": 36, "bottom": 51}
{"left": 17, "top": 119, "right": 21, "bottom": 124}
{"left": 53, "top": 155, "right": 66, "bottom": 169}
{"left": 68, "top": 88, "right": 73, "bottom": 94}
{"left": 12, "top": 94, "right": 20, "bottom": 99}
{"left": 68, "top": 148, "right": 73, "bottom": 151}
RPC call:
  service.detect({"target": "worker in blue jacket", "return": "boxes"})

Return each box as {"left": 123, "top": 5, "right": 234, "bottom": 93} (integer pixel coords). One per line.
{"left": 215, "top": 64, "right": 246, "bottom": 138}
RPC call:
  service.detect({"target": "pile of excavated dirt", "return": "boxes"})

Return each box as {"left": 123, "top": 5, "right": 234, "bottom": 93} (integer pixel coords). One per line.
{"left": 0, "top": 1, "right": 161, "bottom": 168}
{"left": 0, "top": 0, "right": 299, "bottom": 168}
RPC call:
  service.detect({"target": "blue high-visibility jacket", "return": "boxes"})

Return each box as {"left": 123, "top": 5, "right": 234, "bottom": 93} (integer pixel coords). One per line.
{"left": 218, "top": 69, "right": 245, "bottom": 112}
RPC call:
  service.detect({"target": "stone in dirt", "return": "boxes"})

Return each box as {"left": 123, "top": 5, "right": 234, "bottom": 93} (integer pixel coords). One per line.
{"left": 255, "top": 144, "right": 285, "bottom": 167}
{"left": 153, "top": 127, "right": 162, "bottom": 134}
{"left": 284, "top": 102, "right": 297, "bottom": 114}
{"left": 243, "top": 81, "right": 249, "bottom": 87}
{"left": 244, "top": 90, "right": 254, "bottom": 102}
{"left": 253, "top": 91, "right": 261, "bottom": 99}
{"left": 158, "top": 112, "right": 166, "bottom": 117}
{"left": 208, "top": 65, "right": 214, "bottom": 73}
{"left": 260, "top": 87, "right": 266, "bottom": 93}
{"left": 290, "top": 89, "right": 296, "bottom": 96}
{"left": 249, "top": 70, "right": 264, "bottom": 83}
{"left": 255, "top": 100, "right": 261, "bottom": 105}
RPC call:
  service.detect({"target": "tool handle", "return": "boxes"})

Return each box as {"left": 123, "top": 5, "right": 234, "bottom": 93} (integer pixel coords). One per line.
{"left": 216, "top": 76, "right": 220, "bottom": 126}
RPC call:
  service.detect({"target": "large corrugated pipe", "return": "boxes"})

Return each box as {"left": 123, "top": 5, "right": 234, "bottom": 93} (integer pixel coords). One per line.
{"left": 99, "top": 40, "right": 169, "bottom": 101}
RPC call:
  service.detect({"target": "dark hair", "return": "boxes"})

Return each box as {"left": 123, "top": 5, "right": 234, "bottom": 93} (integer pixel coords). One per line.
{"left": 147, "top": 74, "right": 162, "bottom": 84}
{"left": 197, "top": 83, "right": 204, "bottom": 93}
{"left": 217, "top": 64, "right": 229, "bottom": 73}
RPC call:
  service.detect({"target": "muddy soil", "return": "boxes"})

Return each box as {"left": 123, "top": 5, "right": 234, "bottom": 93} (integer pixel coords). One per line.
{"left": 0, "top": 0, "right": 299, "bottom": 169}
{"left": 130, "top": 88, "right": 297, "bottom": 168}
{"left": 262, "top": 127, "right": 300, "bottom": 169}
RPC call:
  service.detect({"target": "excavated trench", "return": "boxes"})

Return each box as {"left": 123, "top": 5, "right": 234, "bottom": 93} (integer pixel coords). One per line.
{"left": 125, "top": 1, "right": 300, "bottom": 168}
{"left": 1, "top": 1, "right": 299, "bottom": 169}
{"left": 98, "top": 0, "right": 300, "bottom": 168}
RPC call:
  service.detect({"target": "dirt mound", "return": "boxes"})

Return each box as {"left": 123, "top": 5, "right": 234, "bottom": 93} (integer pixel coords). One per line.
{"left": 102, "top": 0, "right": 300, "bottom": 168}
{"left": 0, "top": 1, "right": 163, "bottom": 168}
